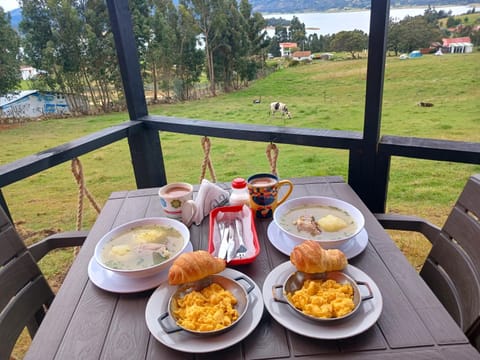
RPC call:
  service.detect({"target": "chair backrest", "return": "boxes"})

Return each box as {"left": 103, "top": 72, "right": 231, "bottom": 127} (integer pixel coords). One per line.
{"left": 420, "top": 174, "right": 480, "bottom": 349}
{"left": 0, "top": 207, "right": 55, "bottom": 360}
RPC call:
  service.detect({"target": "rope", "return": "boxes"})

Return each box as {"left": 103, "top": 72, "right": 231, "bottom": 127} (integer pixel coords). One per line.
{"left": 200, "top": 136, "right": 217, "bottom": 182}
{"left": 71, "top": 157, "right": 101, "bottom": 230}
{"left": 266, "top": 142, "right": 279, "bottom": 176}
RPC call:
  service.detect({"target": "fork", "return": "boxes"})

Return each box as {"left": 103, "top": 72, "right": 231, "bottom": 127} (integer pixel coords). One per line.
{"left": 234, "top": 218, "right": 247, "bottom": 258}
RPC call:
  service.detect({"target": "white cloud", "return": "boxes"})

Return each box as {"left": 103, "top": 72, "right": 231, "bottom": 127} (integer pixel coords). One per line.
{"left": 0, "top": 0, "right": 20, "bottom": 12}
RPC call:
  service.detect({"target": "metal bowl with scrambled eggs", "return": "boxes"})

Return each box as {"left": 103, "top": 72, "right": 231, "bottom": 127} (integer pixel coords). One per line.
{"left": 272, "top": 271, "right": 373, "bottom": 322}
{"left": 158, "top": 274, "right": 255, "bottom": 335}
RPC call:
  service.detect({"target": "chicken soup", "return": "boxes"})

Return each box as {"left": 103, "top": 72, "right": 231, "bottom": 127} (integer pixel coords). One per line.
{"left": 101, "top": 224, "right": 184, "bottom": 270}
{"left": 278, "top": 205, "right": 356, "bottom": 240}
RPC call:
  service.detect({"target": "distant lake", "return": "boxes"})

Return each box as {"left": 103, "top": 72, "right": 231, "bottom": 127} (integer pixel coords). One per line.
{"left": 262, "top": 5, "right": 474, "bottom": 36}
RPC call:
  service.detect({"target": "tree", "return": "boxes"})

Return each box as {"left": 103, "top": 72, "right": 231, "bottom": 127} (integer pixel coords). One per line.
{"left": 83, "top": 0, "right": 121, "bottom": 111}
{"left": 148, "top": 0, "right": 179, "bottom": 101}
{"left": 237, "top": 0, "right": 268, "bottom": 84}
{"left": 394, "top": 15, "right": 442, "bottom": 53}
{"left": 289, "top": 16, "right": 306, "bottom": 50}
{"left": 174, "top": 4, "right": 204, "bottom": 100}
{"left": 267, "top": 36, "right": 281, "bottom": 57}
{"left": 387, "top": 18, "right": 402, "bottom": 56}
{"left": 0, "top": 8, "right": 21, "bottom": 95}
{"left": 331, "top": 30, "right": 368, "bottom": 59}
{"left": 181, "top": 0, "right": 225, "bottom": 96}
{"left": 274, "top": 25, "right": 288, "bottom": 43}
{"left": 19, "top": 0, "right": 52, "bottom": 71}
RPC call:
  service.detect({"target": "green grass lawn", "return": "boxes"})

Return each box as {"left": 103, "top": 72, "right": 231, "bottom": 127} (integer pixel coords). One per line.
{"left": 1, "top": 52, "right": 479, "bottom": 277}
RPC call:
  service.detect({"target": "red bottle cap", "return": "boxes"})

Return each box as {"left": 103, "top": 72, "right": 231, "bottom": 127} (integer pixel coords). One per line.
{"left": 232, "top": 178, "right": 247, "bottom": 189}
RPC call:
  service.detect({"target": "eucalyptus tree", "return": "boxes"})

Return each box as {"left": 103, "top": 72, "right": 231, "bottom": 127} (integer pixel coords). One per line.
{"left": 48, "top": 1, "right": 84, "bottom": 99}
{"left": 0, "top": 8, "right": 21, "bottom": 95}
{"left": 130, "top": 0, "right": 151, "bottom": 76}
{"left": 289, "top": 16, "right": 306, "bottom": 50}
{"left": 181, "top": 0, "right": 226, "bottom": 96}
{"left": 83, "top": 0, "right": 121, "bottom": 111}
{"left": 275, "top": 25, "right": 288, "bottom": 43}
{"left": 20, "top": 0, "right": 85, "bottom": 109}
{"left": 19, "top": 0, "right": 53, "bottom": 88}
{"left": 213, "top": 0, "right": 248, "bottom": 92}
{"left": 148, "top": 0, "right": 179, "bottom": 101}
{"left": 174, "top": 4, "right": 204, "bottom": 100}
{"left": 238, "top": 0, "right": 268, "bottom": 82}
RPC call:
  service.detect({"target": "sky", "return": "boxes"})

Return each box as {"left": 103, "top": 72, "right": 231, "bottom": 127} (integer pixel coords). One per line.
{"left": 0, "top": 0, "right": 19, "bottom": 12}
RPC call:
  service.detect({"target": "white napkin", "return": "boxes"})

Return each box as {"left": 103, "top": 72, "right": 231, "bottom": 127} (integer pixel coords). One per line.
{"left": 181, "top": 179, "right": 229, "bottom": 226}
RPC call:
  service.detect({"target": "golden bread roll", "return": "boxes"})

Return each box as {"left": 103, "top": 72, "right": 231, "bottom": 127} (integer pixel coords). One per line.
{"left": 168, "top": 250, "right": 226, "bottom": 285}
{"left": 290, "top": 240, "right": 347, "bottom": 273}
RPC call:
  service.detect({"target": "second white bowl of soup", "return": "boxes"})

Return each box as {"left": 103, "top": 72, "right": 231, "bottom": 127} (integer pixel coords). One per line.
{"left": 94, "top": 217, "right": 190, "bottom": 278}
{"left": 273, "top": 196, "right": 365, "bottom": 248}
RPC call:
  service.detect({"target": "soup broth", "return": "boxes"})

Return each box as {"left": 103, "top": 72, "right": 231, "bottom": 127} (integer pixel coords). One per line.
{"left": 101, "top": 224, "right": 184, "bottom": 270}
{"left": 278, "top": 205, "right": 356, "bottom": 240}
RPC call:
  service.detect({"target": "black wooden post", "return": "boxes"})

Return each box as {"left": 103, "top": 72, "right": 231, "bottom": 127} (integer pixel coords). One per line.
{"left": 106, "top": 0, "right": 167, "bottom": 187}
{"left": 349, "top": 0, "right": 390, "bottom": 213}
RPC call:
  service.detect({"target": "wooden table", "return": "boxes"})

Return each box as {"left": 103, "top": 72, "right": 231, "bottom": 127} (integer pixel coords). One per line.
{"left": 25, "top": 177, "right": 479, "bottom": 359}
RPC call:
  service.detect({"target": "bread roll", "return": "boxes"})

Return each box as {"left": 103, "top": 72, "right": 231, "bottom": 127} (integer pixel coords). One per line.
{"left": 168, "top": 250, "right": 226, "bottom": 285}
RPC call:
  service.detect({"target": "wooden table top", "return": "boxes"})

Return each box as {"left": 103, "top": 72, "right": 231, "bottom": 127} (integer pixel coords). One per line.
{"left": 25, "top": 176, "right": 480, "bottom": 359}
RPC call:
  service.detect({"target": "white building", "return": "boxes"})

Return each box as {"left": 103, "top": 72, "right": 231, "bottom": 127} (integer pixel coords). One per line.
{"left": 442, "top": 37, "right": 473, "bottom": 54}
{"left": 0, "top": 90, "right": 87, "bottom": 119}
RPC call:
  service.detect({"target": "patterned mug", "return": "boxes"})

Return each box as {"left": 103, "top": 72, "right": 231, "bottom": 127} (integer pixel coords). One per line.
{"left": 158, "top": 182, "right": 193, "bottom": 220}
{"left": 247, "top": 173, "right": 294, "bottom": 218}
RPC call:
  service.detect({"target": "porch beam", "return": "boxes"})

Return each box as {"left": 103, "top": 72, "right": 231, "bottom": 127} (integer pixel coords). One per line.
{"left": 106, "top": 0, "right": 167, "bottom": 187}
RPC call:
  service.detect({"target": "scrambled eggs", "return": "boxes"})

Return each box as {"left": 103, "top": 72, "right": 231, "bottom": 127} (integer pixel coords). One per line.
{"left": 174, "top": 283, "right": 239, "bottom": 331}
{"left": 287, "top": 279, "right": 354, "bottom": 318}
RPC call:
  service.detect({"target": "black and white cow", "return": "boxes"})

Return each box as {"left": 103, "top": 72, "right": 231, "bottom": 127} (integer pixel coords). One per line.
{"left": 270, "top": 102, "right": 292, "bottom": 119}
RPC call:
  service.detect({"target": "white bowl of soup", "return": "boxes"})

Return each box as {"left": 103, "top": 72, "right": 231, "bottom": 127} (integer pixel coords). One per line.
{"left": 273, "top": 196, "right": 365, "bottom": 248}
{"left": 94, "top": 217, "right": 190, "bottom": 278}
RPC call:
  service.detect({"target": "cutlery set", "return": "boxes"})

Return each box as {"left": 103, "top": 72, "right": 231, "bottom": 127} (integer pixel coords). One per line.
{"left": 216, "top": 212, "right": 247, "bottom": 262}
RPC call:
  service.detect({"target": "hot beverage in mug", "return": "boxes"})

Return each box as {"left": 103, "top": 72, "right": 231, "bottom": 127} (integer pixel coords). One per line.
{"left": 165, "top": 186, "right": 191, "bottom": 197}
{"left": 247, "top": 173, "right": 293, "bottom": 218}
{"left": 158, "top": 182, "right": 194, "bottom": 220}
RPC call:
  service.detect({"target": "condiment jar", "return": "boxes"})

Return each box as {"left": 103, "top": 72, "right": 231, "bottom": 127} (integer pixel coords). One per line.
{"left": 229, "top": 178, "right": 250, "bottom": 206}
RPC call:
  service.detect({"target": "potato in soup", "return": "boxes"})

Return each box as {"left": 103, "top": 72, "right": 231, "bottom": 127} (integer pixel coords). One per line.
{"left": 278, "top": 205, "right": 356, "bottom": 240}
{"left": 101, "top": 224, "right": 184, "bottom": 270}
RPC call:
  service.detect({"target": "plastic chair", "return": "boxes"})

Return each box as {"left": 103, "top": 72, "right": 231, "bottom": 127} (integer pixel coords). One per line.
{"left": 0, "top": 207, "right": 88, "bottom": 360}
{"left": 375, "top": 174, "right": 480, "bottom": 351}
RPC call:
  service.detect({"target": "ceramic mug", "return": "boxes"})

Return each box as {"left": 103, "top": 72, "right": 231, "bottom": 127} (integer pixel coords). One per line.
{"left": 247, "top": 173, "right": 293, "bottom": 218}
{"left": 158, "top": 182, "right": 193, "bottom": 220}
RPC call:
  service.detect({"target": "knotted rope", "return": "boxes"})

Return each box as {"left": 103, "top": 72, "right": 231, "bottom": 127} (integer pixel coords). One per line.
{"left": 200, "top": 136, "right": 217, "bottom": 182}
{"left": 266, "top": 142, "right": 279, "bottom": 176}
{"left": 71, "top": 157, "right": 101, "bottom": 230}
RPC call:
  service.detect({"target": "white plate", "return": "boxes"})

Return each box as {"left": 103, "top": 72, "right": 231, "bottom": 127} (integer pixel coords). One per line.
{"left": 88, "top": 242, "right": 193, "bottom": 293}
{"left": 267, "top": 221, "right": 368, "bottom": 259}
{"left": 145, "top": 268, "right": 264, "bottom": 353}
{"left": 263, "top": 262, "right": 383, "bottom": 340}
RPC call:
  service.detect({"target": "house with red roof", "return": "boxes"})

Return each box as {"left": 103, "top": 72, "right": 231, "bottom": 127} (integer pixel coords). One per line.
{"left": 279, "top": 42, "right": 297, "bottom": 57}
{"left": 442, "top": 37, "right": 473, "bottom": 53}
{"left": 292, "top": 51, "right": 312, "bottom": 61}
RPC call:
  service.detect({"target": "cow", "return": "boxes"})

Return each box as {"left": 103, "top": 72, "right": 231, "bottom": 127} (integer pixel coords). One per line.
{"left": 270, "top": 102, "right": 292, "bottom": 119}
{"left": 418, "top": 101, "right": 434, "bottom": 107}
